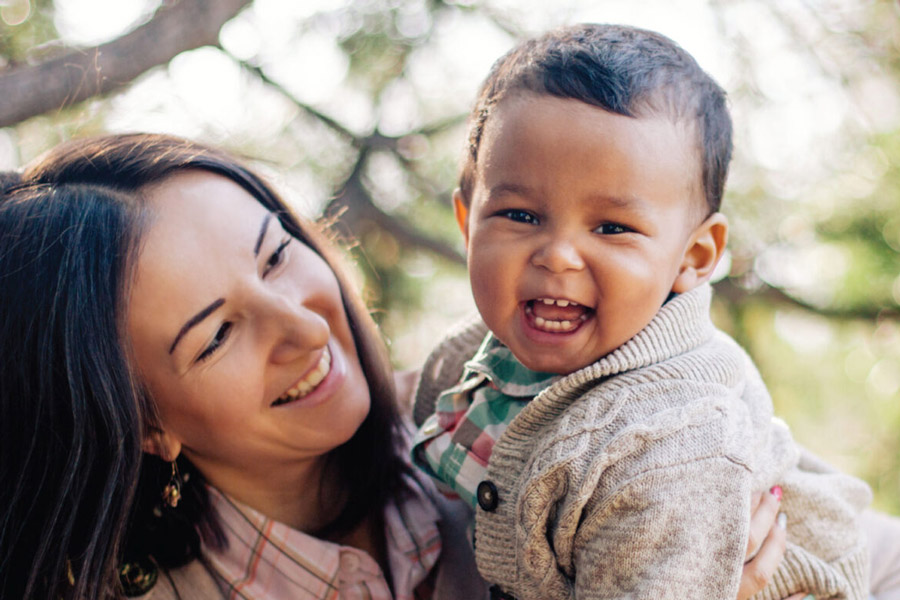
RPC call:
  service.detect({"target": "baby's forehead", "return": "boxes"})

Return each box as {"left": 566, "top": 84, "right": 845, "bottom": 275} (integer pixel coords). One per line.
{"left": 481, "top": 93, "right": 708, "bottom": 211}
{"left": 490, "top": 89, "right": 703, "bottom": 154}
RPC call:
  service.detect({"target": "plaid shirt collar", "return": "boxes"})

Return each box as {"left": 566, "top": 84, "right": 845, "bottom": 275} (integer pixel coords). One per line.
{"left": 203, "top": 473, "right": 441, "bottom": 600}
{"left": 461, "top": 333, "right": 560, "bottom": 398}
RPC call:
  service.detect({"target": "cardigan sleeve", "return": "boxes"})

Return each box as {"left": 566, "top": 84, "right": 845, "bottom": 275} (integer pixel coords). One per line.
{"left": 750, "top": 448, "right": 871, "bottom": 600}
{"left": 569, "top": 449, "right": 870, "bottom": 600}
{"left": 572, "top": 455, "right": 752, "bottom": 600}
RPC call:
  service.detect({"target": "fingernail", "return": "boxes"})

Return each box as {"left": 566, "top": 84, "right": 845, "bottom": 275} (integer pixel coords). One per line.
{"left": 777, "top": 512, "right": 787, "bottom": 529}
{"left": 770, "top": 485, "right": 783, "bottom": 501}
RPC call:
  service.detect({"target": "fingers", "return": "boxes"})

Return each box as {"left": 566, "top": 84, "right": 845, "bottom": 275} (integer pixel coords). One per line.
{"left": 737, "top": 512, "right": 787, "bottom": 599}
{"left": 745, "top": 486, "right": 782, "bottom": 561}
{"left": 749, "top": 489, "right": 763, "bottom": 515}
{"left": 737, "top": 488, "right": 786, "bottom": 600}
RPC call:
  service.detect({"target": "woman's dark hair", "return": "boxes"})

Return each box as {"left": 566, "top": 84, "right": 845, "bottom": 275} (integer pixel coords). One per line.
{"left": 0, "top": 182, "right": 147, "bottom": 599}
{"left": 459, "top": 23, "right": 733, "bottom": 215}
{"left": 0, "top": 170, "right": 21, "bottom": 194}
{"left": 0, "top": 133, "right": 411, "bottom": 597}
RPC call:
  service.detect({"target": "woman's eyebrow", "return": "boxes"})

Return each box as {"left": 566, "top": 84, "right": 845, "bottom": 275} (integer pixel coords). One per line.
{"left": 254, "top": 212, "right": 273, "bottom": 257}
{"left": 168, "top": 213, "right": 270, "bottom": 356}
{"left": 169, "top": 298, "right": 225, "bottom": 355}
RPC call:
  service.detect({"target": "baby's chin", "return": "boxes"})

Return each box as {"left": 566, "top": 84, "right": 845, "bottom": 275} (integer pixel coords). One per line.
{"left": 504, "top": 342, "right": 604, "bottom": 376}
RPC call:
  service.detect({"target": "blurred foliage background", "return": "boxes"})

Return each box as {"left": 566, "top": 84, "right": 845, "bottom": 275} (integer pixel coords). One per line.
{"left": 1, "top": 0, "right": 899, "bottom": 514}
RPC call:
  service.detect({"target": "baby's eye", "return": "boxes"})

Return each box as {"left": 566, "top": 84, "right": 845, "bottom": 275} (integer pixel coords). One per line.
{"left": 499, "top": 209, "right": 539, "bottom": 225}
{"left": 596, "top": 223, "right": 632, "bottom": 235}
{"left": 197, "top": 322, "right": 233, "bottom": 363}
{"left": 263, "top": 237, "right": 291, "bottom": 277}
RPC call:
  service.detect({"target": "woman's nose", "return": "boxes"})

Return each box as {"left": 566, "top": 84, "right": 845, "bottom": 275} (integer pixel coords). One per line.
{"left": 531, "top": 235, "right": 586, "bottom": 273}
{"left": 261, "top": 291, "right": 330, "bottom": 365}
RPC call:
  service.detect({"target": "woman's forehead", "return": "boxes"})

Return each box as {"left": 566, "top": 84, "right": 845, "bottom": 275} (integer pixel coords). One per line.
{"left": 134, "top": 172, "right": 276, "bottom": 290}
{"left": 142, "top": 171, "right": 267, "bottom": 226}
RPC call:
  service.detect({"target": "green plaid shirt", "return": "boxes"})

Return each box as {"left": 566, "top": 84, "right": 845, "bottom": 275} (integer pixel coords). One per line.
{"left": 412, "top": 333, "right": 560, "bottom": 509}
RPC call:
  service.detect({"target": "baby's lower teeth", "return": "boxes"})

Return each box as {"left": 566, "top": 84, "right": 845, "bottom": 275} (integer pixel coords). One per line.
{"left": 534, "top": 317, "right": 577, "bottom": 332}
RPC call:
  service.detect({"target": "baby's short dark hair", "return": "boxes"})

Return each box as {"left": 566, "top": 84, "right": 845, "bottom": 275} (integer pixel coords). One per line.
{"left": 459, "top": 23, "right": 732, "bottom": 215}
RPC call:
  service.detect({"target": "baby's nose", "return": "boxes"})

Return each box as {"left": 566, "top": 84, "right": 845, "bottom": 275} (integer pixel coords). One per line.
{"left": 531, "top": 237, "right": 586, "bottom": 273}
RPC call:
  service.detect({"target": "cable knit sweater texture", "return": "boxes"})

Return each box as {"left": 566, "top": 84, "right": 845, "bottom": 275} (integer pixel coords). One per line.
{"left": 413, "top": 284, "right": 871, "bottom": 600}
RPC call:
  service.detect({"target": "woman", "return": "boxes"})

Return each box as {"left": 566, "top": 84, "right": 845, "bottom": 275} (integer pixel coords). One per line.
{"left": 0, "top": 133, "right": 801, "bottom": 599}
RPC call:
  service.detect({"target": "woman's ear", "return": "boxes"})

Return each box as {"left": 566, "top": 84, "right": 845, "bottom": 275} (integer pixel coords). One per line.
{"left": 141, "top": 428, "right": 183, "bottom": 462}
{"left": 672, "top": 212, "right": 729, "bottom": 294}
{"left": 452, "top": 188, "right": 470, "bottom": 249}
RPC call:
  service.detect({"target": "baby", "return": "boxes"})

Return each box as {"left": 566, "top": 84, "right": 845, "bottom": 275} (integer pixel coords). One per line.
{"left": 412, "top": 23, "right": 871, "bottom": 600}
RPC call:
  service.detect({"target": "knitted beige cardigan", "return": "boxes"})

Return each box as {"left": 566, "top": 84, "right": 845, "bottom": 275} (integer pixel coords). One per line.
{"left": 414, "top": 284, "right": 871, "bottom": 600}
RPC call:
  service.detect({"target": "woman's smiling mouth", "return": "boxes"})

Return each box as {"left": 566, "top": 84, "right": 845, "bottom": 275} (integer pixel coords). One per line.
{"left": 272, "top": 346, "right": 332, "bottom": 406}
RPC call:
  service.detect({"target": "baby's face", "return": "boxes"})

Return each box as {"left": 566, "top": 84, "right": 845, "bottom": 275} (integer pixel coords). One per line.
{"left": 457, "top": 93, "right": 717, "bottom": 374}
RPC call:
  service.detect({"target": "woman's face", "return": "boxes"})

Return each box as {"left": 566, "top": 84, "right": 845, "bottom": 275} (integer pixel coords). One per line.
{"left": 127, "top": 171, "right": 371, "bottom": 494}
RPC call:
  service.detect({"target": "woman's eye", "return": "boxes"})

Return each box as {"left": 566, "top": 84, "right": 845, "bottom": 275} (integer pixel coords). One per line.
{"left": 197, "top": 322, "right": 232, "bottom": 363}
{"left": 263, "top": 237, "right": 291, "bottom": 276}
{"left": 500, "top": 209, "right": 538, "bottom": 225}
{"left": 596, "top": 223, "right": 632, "bottom": 235}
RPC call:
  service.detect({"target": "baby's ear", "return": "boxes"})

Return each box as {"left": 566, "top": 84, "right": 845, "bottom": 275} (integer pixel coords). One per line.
{"left": 672, "top": 212, "right": 728, "bottom": 294}
{"left": 141, "top": 427, "right": 183, "bottom": 462}
{"left": 452, "top": 188, "right": 470, "bottom": 249}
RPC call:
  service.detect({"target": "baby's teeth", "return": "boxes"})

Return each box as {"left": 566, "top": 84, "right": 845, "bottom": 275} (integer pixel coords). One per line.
{"left": 537, "top": 298, "right": 575, "bottom": 307}
{"left": 533, "top": 316, "right": 580, "bottom": 332}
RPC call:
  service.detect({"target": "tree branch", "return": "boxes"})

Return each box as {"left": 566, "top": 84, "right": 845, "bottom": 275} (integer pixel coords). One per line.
{"left": 0, "top": 0, "right": 252, "bottom": 128}
{"left": 325, "top": 151, "right": 465, "bottom": 265}
{"left": 339, "top": 187, "right": 466, "bottom": 266}
{"left": 227, "top": 51, "right": 361, "bottom": 145}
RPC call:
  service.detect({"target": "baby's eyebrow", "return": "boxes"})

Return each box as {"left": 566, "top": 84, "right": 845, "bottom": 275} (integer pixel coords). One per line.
{"left": 486, "top": 182, "right": 534, "bottom": 201}
{"left": 488, "top": 183, "right": 648, "bottom": 211}
{"left": 587, "top": 193, "right": 647, "bottom": 210}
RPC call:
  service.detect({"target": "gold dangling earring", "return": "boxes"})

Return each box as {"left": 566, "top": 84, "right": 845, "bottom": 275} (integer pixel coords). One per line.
{"left": 65, "top": 557, "right": 75, "bottom": 587}
{"left": 161, "top": 460, "right": 182, "bottom": 508}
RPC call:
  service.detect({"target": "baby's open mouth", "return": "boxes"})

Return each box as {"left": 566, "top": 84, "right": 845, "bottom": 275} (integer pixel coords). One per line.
{"left": 272, "top": 346, "right": 332, "bottom": 406}
{"left": 525, "top": 298, "right": 592, "bottom": 333}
